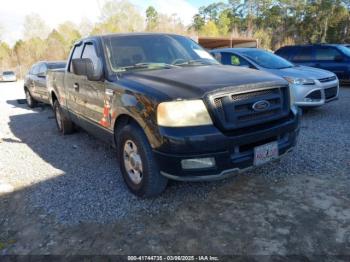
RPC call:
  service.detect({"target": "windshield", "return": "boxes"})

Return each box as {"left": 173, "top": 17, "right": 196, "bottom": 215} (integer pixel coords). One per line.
{"left": 103, "top": 34, "right": 219, "bottom": 72}
{"left": 241, "top": 49, "right": 294, "bottom": 69}
{"left": 338, "top": 45, "right": 350, "bottom": 57}
{"left": 48, "top": 63, "right": 66, "bottom": 69}
{"left": 3, "top": 71, "right": 14, "bottom": 75}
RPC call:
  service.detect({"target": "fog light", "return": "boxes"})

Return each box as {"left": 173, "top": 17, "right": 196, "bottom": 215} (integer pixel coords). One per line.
{"left": 181, "top": 157, "right": 216, "bottom": 170}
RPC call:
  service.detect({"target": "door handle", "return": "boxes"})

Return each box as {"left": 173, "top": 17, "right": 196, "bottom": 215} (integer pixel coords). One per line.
{"left": 73, "top": 83, "right": 79, "bottom": 91}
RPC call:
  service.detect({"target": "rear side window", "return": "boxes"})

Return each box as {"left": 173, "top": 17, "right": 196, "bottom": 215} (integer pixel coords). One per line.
{"left": 69, "top": 44, "right": 84, "bottom": 73}
{"left": 292, "top": 47, "right": 313, "bottom": 61}
{"left": 315, "top": 47, "right": 341, "bottom": 61}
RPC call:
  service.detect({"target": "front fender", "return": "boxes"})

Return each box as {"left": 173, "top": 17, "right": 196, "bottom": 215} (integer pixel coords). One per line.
{"left": 110, "top": 92, "right": 163, "bottom": 149}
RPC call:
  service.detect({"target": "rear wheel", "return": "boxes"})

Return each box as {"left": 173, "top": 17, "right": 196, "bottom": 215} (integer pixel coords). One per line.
{"left": 116, "top": 122, "right": 168, "bottom": 197}
{"left": 25, "top": 89, "right": 37, "bottom": 108}
{"left": 53, "top": 100, "right": 74, "bottom": 135}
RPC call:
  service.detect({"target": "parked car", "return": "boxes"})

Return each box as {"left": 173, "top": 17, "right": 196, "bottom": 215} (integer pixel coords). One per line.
{"left": 0, "top": 71, "right": 17, "bottom": 82}
{"left": 24, "top": 61, "right": 66, "bottom": 107}
{"left": 47, "top": 33, "right": 299, "bottom": 197}
{"left": 275, "top": 44, "right": 350, "bottom": 83}
{"left": 211, "top": 48, "right": 339, "bottom": 108}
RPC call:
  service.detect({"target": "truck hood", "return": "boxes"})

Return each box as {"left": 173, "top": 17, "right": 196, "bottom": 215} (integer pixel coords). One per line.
{"left": 266, "top": 65, "right": 335, "bottom": 80}
{"left": 120, "top": 65, "right": 287, "bottom": 100}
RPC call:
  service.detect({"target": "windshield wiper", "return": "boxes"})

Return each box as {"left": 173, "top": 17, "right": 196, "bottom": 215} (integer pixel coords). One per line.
{"left": 116, "top": 62, "right": 179, "bottom": 72}
{"left": 174, "top": 59, "right": 216, "bottom": 66}
{"left": 277, "top": 65, "right": 293, "bottom": 69}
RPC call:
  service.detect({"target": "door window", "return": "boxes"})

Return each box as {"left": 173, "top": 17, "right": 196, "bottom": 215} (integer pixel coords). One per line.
{"left": 38, "top": 64, "right": 47, "bottom": 75}
{"left": 81, "top": 43, "right": 100, "bottom": 70}
{"left": 220, "top": 52, "right": 252, "bottom": 67}
{"left": 31, "top": 64, "right": 40, "bottom": 75}
{"left": 69, "top": 44, "right": 84, "bottom": 73}
{"left": 315, "top": 47, "right": 341, "bottom": 61}
{"left": 292, "top": 47, "right": 313, "bottom": 61}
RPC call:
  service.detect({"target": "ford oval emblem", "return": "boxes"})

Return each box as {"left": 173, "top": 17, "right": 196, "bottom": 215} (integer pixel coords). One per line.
{"left": 252, "top": 100, "right": 270, "bottom": 112}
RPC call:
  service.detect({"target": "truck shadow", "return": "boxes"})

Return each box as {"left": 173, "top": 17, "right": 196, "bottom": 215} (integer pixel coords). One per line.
{"left": 6, "top": 99, "right": 49, "bottom": 111}
{"left": 3, "top": 108, "right": 231, "bottom": 224}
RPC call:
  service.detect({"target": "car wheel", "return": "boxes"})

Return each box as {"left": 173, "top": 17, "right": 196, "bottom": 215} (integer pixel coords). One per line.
{"left": 116, "top": 122, "right": 168, "bottom": 197}
{"left": 53, "top": 100, "right": 74, "bottom": 135}
{"left": 25, "top": 89, "right": 37, "bottom": 108}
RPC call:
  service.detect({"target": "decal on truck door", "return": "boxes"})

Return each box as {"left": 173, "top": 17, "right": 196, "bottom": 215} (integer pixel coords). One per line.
{"left": 99, "top": 89, "right": 114, "bottom": 127}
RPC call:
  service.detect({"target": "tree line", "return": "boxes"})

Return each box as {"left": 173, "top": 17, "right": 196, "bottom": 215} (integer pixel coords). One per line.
{"left": 1, "top": 0, "right": 350, "bottom": 78}
{"left": 191, "top": 0, "right": 350, "bottom": 49}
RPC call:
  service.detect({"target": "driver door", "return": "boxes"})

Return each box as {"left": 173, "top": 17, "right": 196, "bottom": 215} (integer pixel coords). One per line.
{"left": 78, "top": 42, "right": 106, "bottom": 127}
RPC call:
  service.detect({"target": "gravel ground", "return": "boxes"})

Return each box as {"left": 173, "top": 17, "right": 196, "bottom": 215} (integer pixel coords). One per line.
{"left": 0, "top": 81, "right": 349, "bottom": 256}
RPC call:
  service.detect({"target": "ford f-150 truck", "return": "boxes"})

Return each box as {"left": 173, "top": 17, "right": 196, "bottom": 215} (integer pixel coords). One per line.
{"left": 47, "top": 33, "right": 300, "bottom": 197}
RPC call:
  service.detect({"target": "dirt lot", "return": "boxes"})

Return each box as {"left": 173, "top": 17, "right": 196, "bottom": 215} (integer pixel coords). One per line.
{"left": 0, "top": 81, "right": 349, "bottom": 257}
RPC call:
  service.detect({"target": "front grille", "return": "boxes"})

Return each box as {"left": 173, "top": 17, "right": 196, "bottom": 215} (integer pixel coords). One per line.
{"left": 207, "top": 86, "right": 290, "bottom": 131}
{"left": 306, "top": 90, "right": 321, "bottom": 100}
{"left": 324, "top": 86, "right": 338, "bottom": 100}
{"left": 319, "top": 76, "right": 336, "bottom": 83}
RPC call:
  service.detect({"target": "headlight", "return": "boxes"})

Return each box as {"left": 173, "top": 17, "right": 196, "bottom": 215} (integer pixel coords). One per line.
{"left": 284, "top": 77, "right": 315, "bottom": 85}
{"left": 157, "top": 100, "right": 213, "bottom": 127}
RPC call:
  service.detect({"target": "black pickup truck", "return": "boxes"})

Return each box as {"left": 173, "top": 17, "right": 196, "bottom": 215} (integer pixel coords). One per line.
{"left": 47, "top": 33, "right": 299, "bottom": 197}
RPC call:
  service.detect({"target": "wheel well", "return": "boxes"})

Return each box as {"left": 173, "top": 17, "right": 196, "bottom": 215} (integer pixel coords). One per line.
{"left": 51, "top": 92, "right": 57, "bottom": 104}
{"left": 113, "top": 115, "right": 140, "bottom": 146}
{"left": 113, "top": 115, "right": 138, "bottom": 133}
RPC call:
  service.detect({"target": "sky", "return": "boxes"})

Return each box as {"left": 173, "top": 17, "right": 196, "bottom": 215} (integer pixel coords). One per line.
{"left": 0, "top": 0, "right": 220, "bottom": 45}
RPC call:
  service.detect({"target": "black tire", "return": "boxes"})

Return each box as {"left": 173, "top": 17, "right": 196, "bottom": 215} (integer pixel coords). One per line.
{"left": 53, "top": 100, "right": 74, "bottom": 135}
{"left": 116, "top": 122, "right": 168, "bottom": 197}
{"left": 25, "top": 88, "right": 37, "bottom": 108}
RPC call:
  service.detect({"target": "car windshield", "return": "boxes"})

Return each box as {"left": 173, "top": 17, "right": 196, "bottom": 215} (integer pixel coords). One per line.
{"left": 3, "top": 71, "right": 14, "bottom": 75}
{"left": 241, "top": 49, "right": 294, "bottom": 69}
{"left": 338, "top": 45, "right": 350, "bottom": 57}
{"left": 48, "top": 63, "right": 66, "bottom": 69}
{"left": 103, "top": 34, "right": 219, "bottom": 73}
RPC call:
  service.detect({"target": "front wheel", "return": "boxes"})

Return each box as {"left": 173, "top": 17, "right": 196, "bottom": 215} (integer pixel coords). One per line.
{"left": 53, "top": 100, "right": 74, "bottom": 135}
{"left": 116, "top": 123, "right": 168, "bottom": 197}
{"left": 25, "top": 89, "right": 37, "bottom": 108}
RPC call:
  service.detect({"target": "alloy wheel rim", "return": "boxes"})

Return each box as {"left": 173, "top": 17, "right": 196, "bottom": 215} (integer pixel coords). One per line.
{"left": 123, "top": 140, "right": 143, "bottom": 185}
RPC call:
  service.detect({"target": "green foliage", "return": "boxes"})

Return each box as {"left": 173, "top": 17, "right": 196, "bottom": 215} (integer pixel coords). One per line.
{"left": 200, "top": 20, "right": 220, "bottom": 37}
{"left": 2, "top": 0, "right": 350, "bottom": 77}
{"left": 191, "top": 0, "right": 350, "bottom": 49}
{"left": 146, "top": 6, "right": 158, "bottom": 31}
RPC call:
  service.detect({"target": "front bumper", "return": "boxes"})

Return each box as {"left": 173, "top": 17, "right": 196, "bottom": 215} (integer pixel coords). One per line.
{"left": 292, "top": 79, "right": 339, "bottom": 107}
{"left": 153, "top": 110, "right": 300, "bottom": 181}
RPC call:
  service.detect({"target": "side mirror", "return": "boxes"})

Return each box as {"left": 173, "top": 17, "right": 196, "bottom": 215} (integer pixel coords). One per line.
{"left": 37, "top": 72, "right": 46, "bottom": 78}
{"left": 334, "top": 55, "right": 344, "bottom": 62}
{"left": 72, "top": 58, "right": 103, "bottom": 81}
